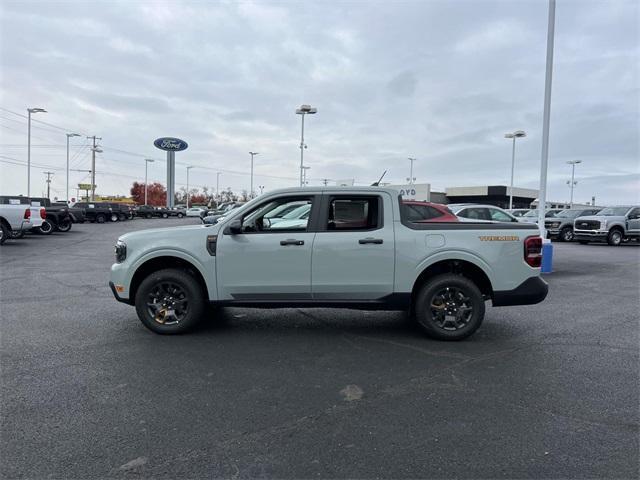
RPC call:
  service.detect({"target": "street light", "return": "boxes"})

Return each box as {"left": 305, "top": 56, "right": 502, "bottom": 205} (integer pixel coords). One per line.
{"left": 504, "top": 130, "right": 526, "bottom": 209}
{"left": 296, "top": 104, "right": 317, "bottom": 187}
{"left": 144, "top": 159, "right": 155, "bottom": 205}
{"left": 249, "top": 152, "right": 259, "bottom": 198}
{"left": 407, "top": 157, "right": 417, "bottom": 184}
{"left": 65, "top": 133, "right": 81, "bottom": 203}
{"left": 566, "top": 160, "right": 582, "bottom": 208}
{"left": 302, "top": 166, "right": 311, "bottom": 186}
{"left": 27, "top": 107, "right": 47, "bottom": 196}
{"left": 216, "top": 172, "right": 221, "bottom": 202}
{"left": 259, "top": 185, "right": 265, "bottom": 195}
{"left": 186, "top": 166, "right": 194, "bottom": 208}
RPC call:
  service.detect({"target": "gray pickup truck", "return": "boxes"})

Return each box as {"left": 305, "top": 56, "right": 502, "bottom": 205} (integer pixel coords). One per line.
{"left": 110, "top": 187, "right": 548, "bottom": 340}
{"left": 573, "top": 206, "right": 640, "bottom": 245}
{"left": 544, "top": 208, "right": 601, "bottom": 242}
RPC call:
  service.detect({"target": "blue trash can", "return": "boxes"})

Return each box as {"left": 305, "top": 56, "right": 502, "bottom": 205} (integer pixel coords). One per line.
{"left": 541, "top": 242, "right": 553, "bottom": 273}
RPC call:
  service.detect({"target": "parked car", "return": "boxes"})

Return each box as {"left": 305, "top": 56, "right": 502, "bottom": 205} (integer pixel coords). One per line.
{"left": 54, "top": 202, "right": 86, "bottom": 223}
{"left": 28, "top": 197, "right": 74, "bottom": 234}
{"left": 0, "top": 201, "right": 34, "bottom": 245}
{"left": 186, "top": 207, "right": 207, "bottom": 218}
{"left": 448, "top": 204, "right": 519, "bottom": 223}
{"left": 401, "top": 201, "right": 459, "bottom": 222}
{"left": 169, "top": 207, "right": 186, "bottom": 218}
{"left": 135, "top": 205, "right": 168, "bottom": 219}
{"left": 544, "top": 208, "right": 602, "bottom": 242}
{"left": 110, "top": 187, "right": 548, "bottom": 340}
{"left": 573, "top": 206, "right": 640, "bottom": 246}
{"left": 73, "top": 202, "right": 114, "bottom": 223}
{"left": 107, "top": 203, "right": 134, "bottom": 221}
{"left": 519, "top": 209, "right": 563, "bottom": 224}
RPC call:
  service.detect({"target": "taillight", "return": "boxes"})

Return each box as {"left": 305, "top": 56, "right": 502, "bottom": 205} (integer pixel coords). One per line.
{"left": 24, "top": 208, "right": 31, "bottom": 220}
{"left": 524, "top": 236, "right": 542, "bottom": 267}
{"left": 40, "top": 208, "right": 46, "bottom": 219}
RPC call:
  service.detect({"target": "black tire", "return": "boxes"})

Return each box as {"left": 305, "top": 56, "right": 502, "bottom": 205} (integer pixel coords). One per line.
{"left": 162, "top": 212, "right": 169, "bottom": 218}
{"left": 0, "top": 223, "right": 9, "bottom": 245}
{"left": 607, "top": 228, "right": 623, "bottom": 246}
{"left": 118, "top": 213, "right": 126, "bottom": 221}
{"left": 96, "top": 214, "right": 106, "bottom": 224}
{"left": 559, "top": 227, "right": 574, "bottom": 242}
{"left": 37, "top": 219, "right": 54, "bottom": 235}
{"left": 177, "top": 213, "right": 184, "bottom": 218}
{"left": 145, "top": 213, "right": 152, "bottom": 219}
{"left": 57, "top": 218, "right": 72, "bottom": 232}
{"left": 134, "top": 268, "right": 206, "bottom": 334}
{"left": 414, "top": 274, "right": 485, "bottom": 341}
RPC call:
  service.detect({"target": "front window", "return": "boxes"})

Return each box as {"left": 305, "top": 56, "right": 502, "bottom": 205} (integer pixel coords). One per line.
{"left": 598, "top": 207, "right": 632, "bottom": 216}
{"left": 240, "top": 197, "right": 313, "bottom": 232}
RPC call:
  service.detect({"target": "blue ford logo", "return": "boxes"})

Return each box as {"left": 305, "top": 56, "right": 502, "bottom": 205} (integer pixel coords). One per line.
{"left": 154, "top": 137, "right": 188, "bottom": 151}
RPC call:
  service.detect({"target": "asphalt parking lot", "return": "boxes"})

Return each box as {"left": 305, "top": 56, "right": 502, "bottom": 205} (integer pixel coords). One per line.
{"left": 1, "top": 218, "right": 638, "bottom": 479}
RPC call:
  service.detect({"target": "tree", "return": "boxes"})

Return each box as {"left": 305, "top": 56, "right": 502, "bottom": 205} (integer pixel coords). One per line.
{"left": 130, "top": 182, "right": 167, "bottom": 206}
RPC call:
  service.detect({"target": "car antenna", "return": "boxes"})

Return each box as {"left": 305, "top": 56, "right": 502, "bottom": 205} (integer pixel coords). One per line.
{"left": 371, "top": 170, "right": 387, "bottom": 186}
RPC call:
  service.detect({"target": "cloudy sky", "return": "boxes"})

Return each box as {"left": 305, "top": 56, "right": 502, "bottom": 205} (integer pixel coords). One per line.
{"left": 1, "top": 0, "right": 638, "bottom": 204}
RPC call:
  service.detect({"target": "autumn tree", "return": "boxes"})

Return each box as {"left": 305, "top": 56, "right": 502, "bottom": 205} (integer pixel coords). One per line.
{"left": 130, "top": 182, "right": 167, "bottom": 206}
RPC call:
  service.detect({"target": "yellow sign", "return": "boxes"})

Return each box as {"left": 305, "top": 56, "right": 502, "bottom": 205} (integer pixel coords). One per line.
{"left": 78, "top": 183, "right": 95, "bottom": 190}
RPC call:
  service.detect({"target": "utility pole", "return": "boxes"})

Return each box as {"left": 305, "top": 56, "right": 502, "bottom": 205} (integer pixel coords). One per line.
{"left": 44, "top": 171, "right": 54, "bottom": 199}
{"left": 27, "top": 107, "right": 47, "bottom": 197}
{"left": 407, "top": 157, "right": 416, "bottom": 184}
{"left": 566, "top": 160, "right": 582, "bottom": 208}
{"left": 87, "top": 135, "right": 102, "bottom": 201}
{"left": 186, "top": 166, "right": 194, "bottom": 208}
{"left": 216, "top": 172, "right": 221, "bottom": 200}
{"left": 249, "top": 152, "right": 259, "bottom": 198}
{"left": 66, "top": 133, "right": 81, "bottom": 203}
{"left": 322, "top": 178, "right": 329, "bottom": 186}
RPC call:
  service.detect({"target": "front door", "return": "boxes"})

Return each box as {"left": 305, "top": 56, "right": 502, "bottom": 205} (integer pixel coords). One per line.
{"left": 627, "top": 208, "right": 640, "bottom": 235}
{"left": 311, "top": 193, "right": 395, "bottom": 300}
{"left": 216, "top": 195, "right": 319, "bottom": 300}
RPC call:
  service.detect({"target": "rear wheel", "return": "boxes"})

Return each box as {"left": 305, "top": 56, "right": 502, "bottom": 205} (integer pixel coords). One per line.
{"left": 37, "top": 219, "right": 54, "bottom": 235}
{"left": 414, "top": 274, "right": 485, "bottom": 341}
{"left": 135, "top": 268, "right": 206, "bottom": 334}
{"left": 559, "top": 227, "right": 574, "bottom": 242}
{"left": 118, "top": 213, "right": 126, "bottom": 221}
{"left": 177, "top": 213, "right": 184, "bottom": 218}
{"left": 110, "top": 213, "right": 119, "bottom": 222}
{"left": 145, "top": 213, "right": 152, "bottom": 219}
{"left": 0, "top": 223, "right": 9, "bottom": 245}
{"left": 57, "top": 218, "right": 72, "bottom": 232}
{"left": 607, "top": 229, "right": 623, "bottom": 246}
{"left": 96, "top": 214, "right": 106, "bottom": 224}
{"left": 162, "top": 212, "right": 169, "bottom": 218}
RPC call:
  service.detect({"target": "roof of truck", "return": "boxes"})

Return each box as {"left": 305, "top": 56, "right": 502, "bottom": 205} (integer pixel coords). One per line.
{"left": 264, "top": 186, "right": 402, "bottom": 196}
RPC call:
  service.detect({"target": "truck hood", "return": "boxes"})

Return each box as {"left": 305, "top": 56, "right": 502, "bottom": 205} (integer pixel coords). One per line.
{"left": 574, "top": 215, "right": 622, "bottom": 222}
{"left": 119, "top": 223, "right": 220, "bottom": 244}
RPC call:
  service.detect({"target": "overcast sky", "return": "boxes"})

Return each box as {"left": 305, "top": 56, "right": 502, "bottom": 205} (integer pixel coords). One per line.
{"left": 1, "top": 0, "right": 638, "bottom": 205}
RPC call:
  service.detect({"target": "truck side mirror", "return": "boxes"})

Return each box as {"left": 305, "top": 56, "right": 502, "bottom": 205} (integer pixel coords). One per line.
{"left": 226, "top": 219, "right": 242, "bottom": 234}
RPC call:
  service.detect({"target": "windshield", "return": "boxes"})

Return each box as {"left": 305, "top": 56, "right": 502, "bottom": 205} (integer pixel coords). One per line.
{"left": 554, "top": 210, "right": 581, "bottom": 218}
{"left": 598, "top": 207, "right": 630, "bottom": 216}
{"left": 523, "top": 210, "right": 538, "bottom": 217}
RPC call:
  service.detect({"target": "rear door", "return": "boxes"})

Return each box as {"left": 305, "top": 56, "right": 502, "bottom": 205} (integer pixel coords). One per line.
{"left": 311, "top": 193, "right": 395, "bottom": 300}
{"left": 627, "top": 208, "right": 640, "bottom": 235}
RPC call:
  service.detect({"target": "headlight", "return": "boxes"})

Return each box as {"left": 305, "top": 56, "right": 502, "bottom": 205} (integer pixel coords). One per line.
{"left": 115, "top": 240, "right": 127, "bottom": 263}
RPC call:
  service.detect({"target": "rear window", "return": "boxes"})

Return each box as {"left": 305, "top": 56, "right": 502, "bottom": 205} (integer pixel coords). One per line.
{"left": 328, "top": 196, "right": 380, "bottom": 231}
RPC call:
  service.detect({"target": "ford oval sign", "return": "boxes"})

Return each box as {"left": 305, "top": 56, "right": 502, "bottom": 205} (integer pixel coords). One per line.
{"left": 154, "top": 137, "right": 188, "bottom": 152}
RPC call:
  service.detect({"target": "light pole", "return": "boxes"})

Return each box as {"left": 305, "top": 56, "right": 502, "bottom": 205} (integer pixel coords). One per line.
{"left": 566, "top": 160, "right": 581, "bottom": 207}
{"left": 296, "top": 104, "right": 317, "bottom": 187}
{"left": 407, "top": 157, "right": 416, "bottom": 184}
{"left": 249, "top": 151, "right": 259, "bottom": 198}
{"left": 302, "top": 166, "right": 311, "bottom": 186}
{"left": 216, "top": 172, "right": 221, "bottom": 202}
{"left": 27, "top": 107, "right": 47, "bottom": 196}
{"left": 65, "top": 133, "right": 81, "bottom": 203}
{"left": 144, "top": 159, "right": 155, "bottom": 205}
{"left": 504, "top": 130, "right": 526, "bottom": 209}
{"left": 186, "top": 166, "right": 194, "bottom": 208}
{"left": 259, "top": 185, "right": 264, "bottom": 195}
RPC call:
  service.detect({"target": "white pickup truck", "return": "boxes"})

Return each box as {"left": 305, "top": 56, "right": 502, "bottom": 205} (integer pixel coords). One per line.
{"left": 0, "top": 202, "right": 36, "bottom": 245}
{"left": 110, "top": 187, "right": 548, "bottom": 340}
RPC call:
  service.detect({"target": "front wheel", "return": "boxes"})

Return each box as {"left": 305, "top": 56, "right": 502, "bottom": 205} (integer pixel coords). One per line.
{"left": 110, "top": 214, "right": 119, "bottom": 222}
{"left": 161, "top": 212, "right": 168, "bottom": 218}
{"left": 96, "top": 214, "right": 106, "bottom": 224}
{"left": 57, "top": 218, "right": 72, "bottom": 232}
{"left": 177, "top": 213, "right": 184, "bottom": 218}
{"left": 0, "top": 223, "right": 9, "bottom": 245}
{"left": 134, "top": 268, "right": 206, "bottom": 334}
{"left": 414, "top": 274, "right": 485, "bottom": 341}
{"left": 559, "top": 227, "right": 574, "bottom": 242}
{"left": 607, "top": 229, "right": 623, "bottom": 246}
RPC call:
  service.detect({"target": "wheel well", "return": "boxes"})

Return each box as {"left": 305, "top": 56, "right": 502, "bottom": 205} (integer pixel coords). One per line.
{"left": 129, "top": 256, "right": 209, "bottom": 303}
{"left": 609, "top": 226, "right": 624, "bottom": 233}
{"left": 0, "top": 217, "right": 11, "bottom": 231}
{"left": 412, "top": 260, "right": 493, "bottom": 301}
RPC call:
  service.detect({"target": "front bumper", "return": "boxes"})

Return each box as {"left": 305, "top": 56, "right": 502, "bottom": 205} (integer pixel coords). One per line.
{"left": 493, "top": 276, "right": 549, "bottom": 307}
{"left": 109, "top": 281, "right": 133, "bottom": 305}
{"left": 574, "top": 230, "right": 608, "bottom": 242}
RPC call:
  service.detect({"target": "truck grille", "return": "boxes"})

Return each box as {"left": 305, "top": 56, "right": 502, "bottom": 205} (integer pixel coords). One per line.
{"left": 575, "top": 220, "right": 600, "bottom": 230}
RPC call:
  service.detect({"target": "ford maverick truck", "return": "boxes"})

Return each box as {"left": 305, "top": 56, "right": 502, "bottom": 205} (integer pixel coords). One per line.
{"left": 110, "top": 187, "right": 548, "bottom": 340}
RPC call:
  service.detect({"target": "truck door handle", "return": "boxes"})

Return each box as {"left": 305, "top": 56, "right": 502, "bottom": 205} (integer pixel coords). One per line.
{"left": 280, "top": 239, "right": 304, "bottom": 246}
{"left": 359, "top": 238, "right": 383, "bottom": 245}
